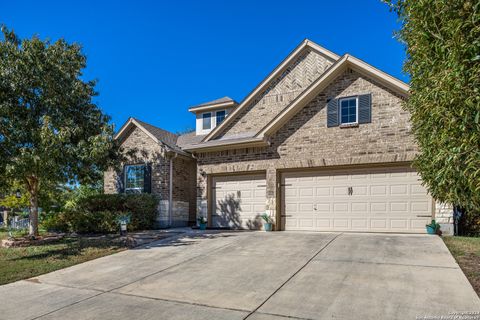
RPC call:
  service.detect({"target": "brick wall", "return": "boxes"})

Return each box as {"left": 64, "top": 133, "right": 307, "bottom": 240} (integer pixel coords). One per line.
{"left": 103, "top": 125, "right": 197, "bottom": 226}
{"left": 195, "top": 68, "right": 427, "bottom": 225}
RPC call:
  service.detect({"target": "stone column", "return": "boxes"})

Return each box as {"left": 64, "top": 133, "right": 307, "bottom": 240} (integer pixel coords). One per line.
{"left": 266, "top": 167, "right": 277, "bottom": 228}
{"left": 435, "top": 202, "right": 454, "bottom": 235}
{"left": 196, "top": 167, "right": 208, "bottom": 222}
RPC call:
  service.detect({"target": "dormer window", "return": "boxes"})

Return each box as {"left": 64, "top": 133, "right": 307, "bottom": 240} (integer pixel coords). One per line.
{"left": 202, "top": 112, "right": 211, "bottom": 130}
{"left": 216, "top": 110, "right": 226, "bottom": 124}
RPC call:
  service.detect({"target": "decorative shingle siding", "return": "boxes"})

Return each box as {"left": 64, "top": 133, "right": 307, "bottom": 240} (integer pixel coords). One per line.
{"left": 218, "top": 49, "right": 334, "bottom": 138}
{"left": 196, "top": 68, "right": 420, "bottom": 222}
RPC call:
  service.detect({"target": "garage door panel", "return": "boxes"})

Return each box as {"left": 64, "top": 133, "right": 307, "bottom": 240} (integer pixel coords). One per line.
{"left": 352, "top": 219, "right": 368, "bottom": 229}
{"left": 299, "top": 219, "right": 314, "bottom": 228}
{"left": 213, "top": 174, "right": 266, "bottom": 230}
{"left": 283, "top": 167, "right": 432, "bottom": 233}
{"left": 371, "top": 185, "right": 387, "bottom": 195}
{"left": 411, "top": 184, "right": 428, "bottom": 196}
{"left": 411, "top": 201, "right": 429, "bottom": 212}
{"left": 333, "top": 187, "right": 348, "bottom": 196}
{"left": 371, "top": 202, "right": 387, "bottom": 213}
{"left": 390, "top": 184, "right": 408, "bottom": 195}
{"left": 316, "top": 219, "right": 331, "bottom": 228}
{"left": 370, "top": 219, "right": 387, "bottom": 229}
{"left": 351, "top": 202, "right": 368, "bottom": 213}
{"left": 299, "top": 188, "right": 314, "bottom": 197}
{"left": 316, "top": 203, "right": 330, "bottom": 212}
{"left": 333, "top": 203, "right": 349, "bottom": 213}
{"left": 333, "top": 219, "right": 349, "bottom": 228}
{"left": 316, "top": 187, "right": 331, "bottom": 196}
{"left": 391, "top": 220, "right": 408, "bottom": 229}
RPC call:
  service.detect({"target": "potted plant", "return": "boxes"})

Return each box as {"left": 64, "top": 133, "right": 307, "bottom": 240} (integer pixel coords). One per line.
{"left": 261, "top": 213, "right": 273, "bottom": 232}
{"left": 426, "top": 219, "right": 440, "bottom": 235}
{"left": 198, "top": 216, "right": 207, "bottom": 230}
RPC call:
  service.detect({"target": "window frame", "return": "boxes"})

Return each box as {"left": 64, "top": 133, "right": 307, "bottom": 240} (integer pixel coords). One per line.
{"left": 124, "top": 164, "right": 146, "bottom": 193}
{"left": 215, "top": 110, "right": 226, "bottom": 125}
{"left": 339, "top": 96, "right": 359, "bottom": 125}
{"left": 202, "top": 112, "right": 212, "bottom": 130}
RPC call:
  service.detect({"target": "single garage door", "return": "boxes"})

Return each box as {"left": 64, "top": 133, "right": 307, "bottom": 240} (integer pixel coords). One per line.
{"left": 212, "top": 174, "right": 266, "bottom": 229}
{"left": 282, "top": 167, "right": 432, "bottom": 233}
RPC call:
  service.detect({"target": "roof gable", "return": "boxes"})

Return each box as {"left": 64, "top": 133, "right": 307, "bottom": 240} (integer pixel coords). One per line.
{"left": 184, "top": 54, "right": 410, "bottom": 152}
{"left": 115, "top": 118, "right": 188, "bottom": 154}
{"left": 202, "top": 39, "right": 340, "bottom": 142}
{"left": 255, "top": 54, "right": 410, "bottom": 138}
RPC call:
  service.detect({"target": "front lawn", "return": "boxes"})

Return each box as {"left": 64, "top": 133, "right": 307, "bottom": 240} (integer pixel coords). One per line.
{"left": 0, "top": 233, "right": 126, "bottom": 285}
{"left": 443, "top": 236, "right": 480, "bottom": 297}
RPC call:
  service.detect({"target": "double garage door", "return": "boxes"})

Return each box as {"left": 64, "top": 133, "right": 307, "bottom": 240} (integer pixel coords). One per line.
{"left": 212, "top": 167, "right": 432, "bottom": 233}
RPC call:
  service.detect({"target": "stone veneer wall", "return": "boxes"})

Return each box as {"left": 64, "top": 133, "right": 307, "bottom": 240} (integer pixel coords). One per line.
{"left": 195, "top": 68, "right": 454, "bottom": 233}
{"left": 435, "top": 202, "right": 454, "bottom": 235}
{"left": 104, "top": 126, "right": 196, "bottom": 227}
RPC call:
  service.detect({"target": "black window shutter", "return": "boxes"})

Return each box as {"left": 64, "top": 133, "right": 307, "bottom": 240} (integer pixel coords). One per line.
{"left": 327, "top": 98, "right": 339, "bottom": 127}
{"left": 358, "top": 94, "right": 372, "bottom": 124}
{"left": 143, "top": 163, "right": 152, "bottom": 193}
{"left": 118, "top": 166, "right": 126, "bottom": 193}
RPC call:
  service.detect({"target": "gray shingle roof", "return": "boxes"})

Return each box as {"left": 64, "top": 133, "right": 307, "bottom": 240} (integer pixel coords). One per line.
{"left": 133, "top": 118, "right": 189, "bottom": 154}
{"left": 190, "top": 96, "right": 237, "bottom": 109}
{"left": 176, "top": 131, "right": 205, "bottom": 149}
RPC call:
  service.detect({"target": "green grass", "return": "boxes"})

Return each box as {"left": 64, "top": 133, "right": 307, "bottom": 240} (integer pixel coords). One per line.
{"left": 443, "top": 236, "right": 480, "bottom": 297}
{"left": 0, "top": 234, "right": 126, "bottom": 285}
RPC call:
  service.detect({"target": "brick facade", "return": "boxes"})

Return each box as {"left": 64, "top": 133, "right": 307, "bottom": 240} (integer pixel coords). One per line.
{"left": 195, "top": 68, "right": 452, "bottom": 233}
{"left": 103, "top": 126, "right": 196, "bottom": 227}
{"left": 106, "top": 42, "right": 454, "bottom": 234}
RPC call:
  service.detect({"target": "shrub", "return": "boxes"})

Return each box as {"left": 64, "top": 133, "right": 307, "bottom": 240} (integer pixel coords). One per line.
{"left": 41, "top": 212, "right": 70, "bottom": 232}
{"left": 43, "top": 194, "right": 159, "bottom": 234}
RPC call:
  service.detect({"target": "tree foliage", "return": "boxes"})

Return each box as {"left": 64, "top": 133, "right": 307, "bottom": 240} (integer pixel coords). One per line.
{"left": 387, "top": 1, "right": 480, "bottom": 215}
{"left": 0, "top": 26, "right": 120, "bottom": 235}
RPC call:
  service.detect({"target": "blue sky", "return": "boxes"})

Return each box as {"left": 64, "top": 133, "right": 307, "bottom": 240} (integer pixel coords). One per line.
{"left": 2, "top": 0, "right": 406, "bottom": 133}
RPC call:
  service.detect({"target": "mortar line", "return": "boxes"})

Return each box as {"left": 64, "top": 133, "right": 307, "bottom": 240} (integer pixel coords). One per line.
{"left": 243, "top": 232, "right": 343, "bottom": 320}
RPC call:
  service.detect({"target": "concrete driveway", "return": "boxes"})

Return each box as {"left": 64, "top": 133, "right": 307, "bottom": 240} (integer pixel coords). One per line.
{"left": 1, "top": 231, "right": 479, "bottom": 320}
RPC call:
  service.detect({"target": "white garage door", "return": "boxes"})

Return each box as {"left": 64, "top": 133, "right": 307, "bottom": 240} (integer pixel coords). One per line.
{"left": 282, "top": 167, "right": 432, "bottom": 233}
{"left": 212, "top": 174, "right": 266, "bottom": 229}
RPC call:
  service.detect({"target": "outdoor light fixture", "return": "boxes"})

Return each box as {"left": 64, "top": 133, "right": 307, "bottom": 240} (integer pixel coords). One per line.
{"left": 15, "top": 189, "right": 21, "bottom": 199}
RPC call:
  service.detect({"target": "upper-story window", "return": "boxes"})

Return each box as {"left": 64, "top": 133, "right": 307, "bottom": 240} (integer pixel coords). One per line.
{"left": 202, "top": 112, "right": 211, "bottom": 130}
{"left": 125, "top": 164, "right": 145, "bottom": 193}
{"left": 340, "top": 97, "right": 358, "bottom": 125}
{"left": 216, "top": 110, "right": 226, "bottom": 125}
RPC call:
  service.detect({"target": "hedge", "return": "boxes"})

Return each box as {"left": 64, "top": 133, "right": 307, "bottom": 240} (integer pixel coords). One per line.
{"left": 42, "top": 194, "right": 159, "bottom": 234}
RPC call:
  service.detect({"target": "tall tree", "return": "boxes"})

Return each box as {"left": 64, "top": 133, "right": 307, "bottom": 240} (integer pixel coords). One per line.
{"left": 386, "top": 1, "right": 480, "bottom": 218}
{"left": 0, "top": 26, "right": 119, "bottom": 236}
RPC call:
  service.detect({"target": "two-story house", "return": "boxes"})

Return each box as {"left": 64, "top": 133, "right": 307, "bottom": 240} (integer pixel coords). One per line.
{"left": 104, "top": 39, "right": 453, "bottom": 233}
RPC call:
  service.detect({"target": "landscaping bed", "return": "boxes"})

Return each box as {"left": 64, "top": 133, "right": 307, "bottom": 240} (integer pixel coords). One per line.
{"left": 443, "top": 236, "right": 480, "bottom": 297}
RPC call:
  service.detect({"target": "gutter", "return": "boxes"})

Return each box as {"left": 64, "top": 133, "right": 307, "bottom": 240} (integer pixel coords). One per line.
{"left": 183, "top": 136, "right": 268, "bottom": 152}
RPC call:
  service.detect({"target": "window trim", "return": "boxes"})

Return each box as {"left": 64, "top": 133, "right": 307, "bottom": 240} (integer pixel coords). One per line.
{"left": 124, "top": 164, "right": 146, "bottom": 193}
{"left": 202, "top": 112, "right": 212, "bottom": 130}
{"left": 339, "top": 96, "right": 358, "bottom": 125}
{"left": 215, "top": 110, "right": 226, "bottom": 125}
